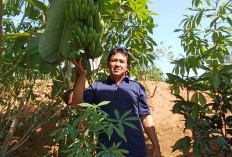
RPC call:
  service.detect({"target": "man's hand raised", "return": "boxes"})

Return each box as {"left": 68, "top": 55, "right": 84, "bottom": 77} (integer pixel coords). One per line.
{"left": 70, "top": 57, "right": 87, "bottom": 77}
{"left": 69, "top": 57, "right": 87, "bottom": 109}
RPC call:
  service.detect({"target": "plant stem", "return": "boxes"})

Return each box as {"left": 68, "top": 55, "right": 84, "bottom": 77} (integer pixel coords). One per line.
{"left": 2, "top": 118, "right": 17, "bottom": 155}
{"left": 1, "top": 94, "right": 27, "bottom": 155}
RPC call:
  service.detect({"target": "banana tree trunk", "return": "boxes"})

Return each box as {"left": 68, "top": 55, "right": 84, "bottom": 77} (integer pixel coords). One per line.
{"left": 0, "top": 0, "right": 3, "bottom": 72}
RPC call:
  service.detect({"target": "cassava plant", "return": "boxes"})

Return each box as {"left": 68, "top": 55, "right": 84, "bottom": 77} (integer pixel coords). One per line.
{"left": 51, "top": 101, "right": 139, "bottom": 157}
{"left": 167, "top": 0, "right": 232, "bottom": 156}
{"left": 0, "top": 1, "right": 65, "bottom": 156}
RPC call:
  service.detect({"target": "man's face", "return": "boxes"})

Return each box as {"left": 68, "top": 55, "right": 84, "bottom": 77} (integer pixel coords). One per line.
{"left": 108, "top": 52, "right": 128, "bottom": 78}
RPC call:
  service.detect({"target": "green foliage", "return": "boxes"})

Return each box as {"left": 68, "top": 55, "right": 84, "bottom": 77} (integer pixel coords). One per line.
{"left": 0, "top": 0, "right": 64, "bottom": 156}
{"left": 3, "top": 0, "right": 47, "bottom": 24}
{"left": 28, "top": 30, "right": 58, "bottom": 74}
{"left": 172, "top": 136, "right": 191, "bottom": 155}
{"left": 25, "top": 0, "right": 159, "bottom": 81}
{"left": 39, "top": 0, "right": 66, "bottom": 63}
{"left": 167, "top": 0, "right": 232, "bottom": 156}
{"left": 14, "top": 0, "right": 160, "bottom": 86}
{"left": 134, "top": 64, "right": 163, "bottom": 81}
{"left": 100, "top": 0, "right": 157, "bottom": 78}
{"left": 51, "top": 101, "right": 139, "bottom": 156}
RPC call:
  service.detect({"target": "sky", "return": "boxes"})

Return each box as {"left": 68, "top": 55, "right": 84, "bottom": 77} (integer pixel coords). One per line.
{"left": 148, "top": 0, "right": 193, "bottom": 79}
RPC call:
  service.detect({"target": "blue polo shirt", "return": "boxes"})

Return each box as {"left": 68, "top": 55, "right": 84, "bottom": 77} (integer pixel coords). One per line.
{"left": 83, "top": 76, "right": 151, "bottom": 157}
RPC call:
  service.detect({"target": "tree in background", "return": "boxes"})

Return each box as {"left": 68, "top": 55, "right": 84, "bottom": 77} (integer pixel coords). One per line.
{"left": 134, "top": 42, "right": 174, "bottom": 81}
{"left": 167, "top": 0, "right": 232, "bottom": 156}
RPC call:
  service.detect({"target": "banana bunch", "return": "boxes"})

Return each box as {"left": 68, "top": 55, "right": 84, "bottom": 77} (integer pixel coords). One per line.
{"left": 64, "top": 0, "right": 104, "bottom": 59}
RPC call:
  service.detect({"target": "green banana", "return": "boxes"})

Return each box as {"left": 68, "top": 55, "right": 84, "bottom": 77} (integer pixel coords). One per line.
{"left": 84, "top": 6, "right": 90, "bottom": 20}
{"left": 74, "top": 35, "right": 82, "bottom": 48}
{"left": 70, "top": 37, "right": 76, "bottom": 47}
{"left": 87, "top": 27, "right": 93, "bottom": 45}
{"left": 94, "top": 41, "right": 102, "bottom": 58}
{"left": 95, "top": 16, "right": 104, "bottom": 34}
{"left": 77, "top": 0, "right": 82, "bottom": 8}
{"left": 74, "top": 2, "right": 80, "bottom": 19}
{"left": 89, "top": 42, "right": 95, "bottom": 57}
{"left": 83, "top": 25, "right": 88, "bottom": 38}
{"left": 64, "top": 0, "right": 103, "bottom": 61}
{"left": 75, "top": 26, "right": 82, "bottom": 39}
{"left": 89, "top": 0, "right": 95, "bottom": 16}
{"left": 73, "top": 24, "right": 79, "bottom": 33}
{"left": 90, "top": 40, "right": 102, "bottom": 59}
{"left": 87, "top": 15, "right": 93, "bottom": 27}
{"left": 94, "top": 12, "right": 101, "bottom": 33}
{"left": 69, "top": 4, "right": 76, "bottom": 22}
{"left": 80, "top": 31, "right": 86, "bottom": 46}
{"left": 94, "top": 5, "right": 99, "bottom": 16}
{"left": 83, "top": 0, "right": 87, "bottom": 6}
{"left": 65, "top": 10, "right": 72, "bottom": 22}
{"left": 64, "top": 1, "right": 69, "bottom": 10}
{"left": 80, "top": 4, "right": 85, "bottom": 20}
{"left": 92, "top": 29, "right": 98, "bottom": 43}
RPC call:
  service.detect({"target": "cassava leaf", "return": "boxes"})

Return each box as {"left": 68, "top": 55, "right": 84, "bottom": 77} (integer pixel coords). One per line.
{"left": 106, "top": 126, "right": 113, "bottom": 140}
{"left": 199, "top": 93, "right": 206, "bottom": 105}
{"left": 25, "top": 0, "right": 48, "bottom": 11}
{"left": 56, "top": 130, "right": 69, "bottom": 142}
{"left": 114, "top": 109, "right": 120, "bottom": 120}
{"left": 97, "top": 101, "right": 111, "bottom": 107}
{"left": 113, "top": 126, "right": 126, "bottom": 142}
{"left": 213, "top": 74, "right": 221, "bottom": 88}
{"left": 193, "top": 140, "right": 201, "bottom": 157}
{"left": 120, "top": 109, "right": 132, "bottom": 120}
{"left": 172, "top": 136, "right": 191, "bottom": 155}
{"left": 122, "top": 121, "right": 138, "bottom": 130}
{"left": 79, "top": 103, "right": 94, "bottom": 108}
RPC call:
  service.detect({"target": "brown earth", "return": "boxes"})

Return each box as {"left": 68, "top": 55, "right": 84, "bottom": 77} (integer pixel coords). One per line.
{"left": 10, "top": 80, "right": 220, "bottom": 157}
{"left": 143, "top": 81, "right": 192, "bottom": 157}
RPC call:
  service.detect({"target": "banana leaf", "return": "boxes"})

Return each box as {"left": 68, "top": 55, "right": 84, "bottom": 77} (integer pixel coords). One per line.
{"left": 28, "top": 30, "right": 57, "bottom": 74}
{"left": 39, "top": 0, "right": 66, "bottom": 63}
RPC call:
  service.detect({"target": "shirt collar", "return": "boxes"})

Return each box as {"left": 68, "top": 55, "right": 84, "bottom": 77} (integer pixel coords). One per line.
{"left": 106, "top": 75, "right": 130, "bottom": 84}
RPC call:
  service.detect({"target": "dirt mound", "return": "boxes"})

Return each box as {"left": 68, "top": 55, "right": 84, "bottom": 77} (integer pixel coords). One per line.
{"left": 143, "top": 81, "right": 191, "bottom": 156}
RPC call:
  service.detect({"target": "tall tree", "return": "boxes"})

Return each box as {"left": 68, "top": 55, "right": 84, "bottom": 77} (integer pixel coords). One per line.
{"left": 0, "top": 0, "right": 2, "bottom": 71}
{"left": 167, "top": 0, "right": 232, "bottom": 156}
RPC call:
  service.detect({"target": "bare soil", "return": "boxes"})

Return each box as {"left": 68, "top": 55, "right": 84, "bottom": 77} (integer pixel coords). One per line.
{"left": 143, "top": 81, "right": 191, "bottom": 157}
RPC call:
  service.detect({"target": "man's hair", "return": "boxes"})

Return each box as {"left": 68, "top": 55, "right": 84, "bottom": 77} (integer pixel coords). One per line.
{"left": 107, "top": 46, "right": 130, "bottom": 65}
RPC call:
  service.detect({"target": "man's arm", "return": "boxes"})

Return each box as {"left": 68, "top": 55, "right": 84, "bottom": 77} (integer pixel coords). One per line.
{"left": 141, "top": 114, "right": 162, "bottom": 157}
{"left": 70, "top": 58, "right": 87, "bottom": 109}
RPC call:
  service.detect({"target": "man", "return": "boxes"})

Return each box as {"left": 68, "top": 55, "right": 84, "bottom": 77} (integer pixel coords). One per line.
{"left": 70, "top": 46, "right": 161, "bottom": 157}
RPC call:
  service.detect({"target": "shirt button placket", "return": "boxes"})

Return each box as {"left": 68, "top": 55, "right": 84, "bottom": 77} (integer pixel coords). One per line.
{"left": 115, "top": 84, "right": 119, "bottom": 90}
